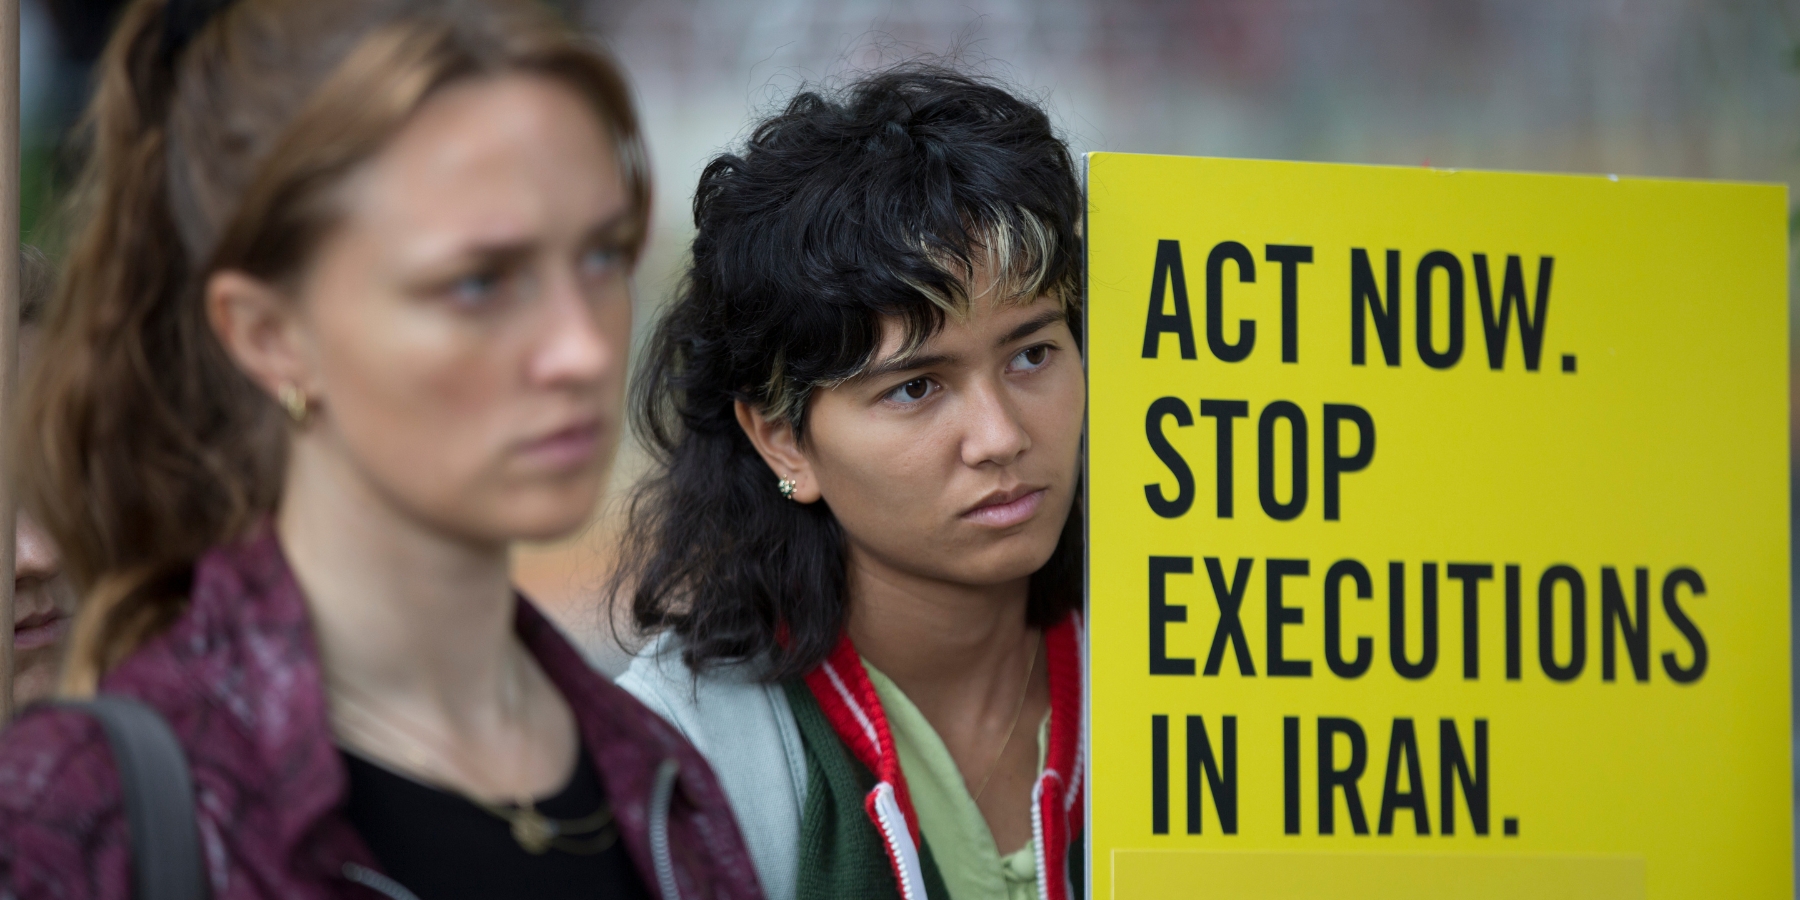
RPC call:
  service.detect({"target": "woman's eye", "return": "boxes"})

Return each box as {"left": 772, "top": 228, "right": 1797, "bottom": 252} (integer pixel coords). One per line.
{"left": 447, "top": 271, "right": 502, "bottom": 308}
{"left": 885, "top": 378, "right": 935, "bottom": 404}
{"left": 580, "top": 245, "right": 623, "bottom": 279}
{"left": 1012, "top": 344, "right": 1052, "bottom": 371}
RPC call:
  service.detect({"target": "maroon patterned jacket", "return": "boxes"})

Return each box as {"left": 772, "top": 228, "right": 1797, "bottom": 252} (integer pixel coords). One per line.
{"left": 0, "top": 528, "right": 764, "bottom": 900}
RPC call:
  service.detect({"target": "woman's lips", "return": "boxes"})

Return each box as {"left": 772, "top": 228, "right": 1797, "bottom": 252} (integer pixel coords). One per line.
{"left": 963, "top": 487, "right": 1047, "bottom": 529}
{"left": 517, "top": 420, "right": 604, "bottom": 470}
{"left": 13, "top": 609, "right": 69, "bottom": 651}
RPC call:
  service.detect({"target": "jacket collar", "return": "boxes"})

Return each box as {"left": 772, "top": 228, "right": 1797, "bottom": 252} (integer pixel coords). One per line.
{"left": 139, "top": 523, "right": 350, "bottom": 862}
{"left": 801, "top": 612, "right": 1086, "bottom": 900}
{"left": 102, "top": 524, "right": 691, "bottom": 883}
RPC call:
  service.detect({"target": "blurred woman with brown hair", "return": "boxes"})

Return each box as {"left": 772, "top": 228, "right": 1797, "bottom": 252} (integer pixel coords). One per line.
{"left": 0, "top": 2, "right": 761, "bottom": 898}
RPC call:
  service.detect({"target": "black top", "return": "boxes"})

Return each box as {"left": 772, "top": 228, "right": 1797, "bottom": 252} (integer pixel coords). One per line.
{"left": 342, "top": 745, "right": 652, "bottom": 900}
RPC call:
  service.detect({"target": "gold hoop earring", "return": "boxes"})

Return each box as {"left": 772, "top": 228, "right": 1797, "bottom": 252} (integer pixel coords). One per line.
{"left": 777, "top": 476, "right": 797, "bottom": 501}
{"left": 277, "top": 383, "right": 310, "bottom": 424}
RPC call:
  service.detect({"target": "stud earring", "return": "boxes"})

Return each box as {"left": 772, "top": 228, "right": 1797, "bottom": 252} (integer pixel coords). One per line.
{"left": 777, "top": 476, "right": 797, "bottom": 501}
{"left": 277, "top": 383, "right": 310, "bottom": 424}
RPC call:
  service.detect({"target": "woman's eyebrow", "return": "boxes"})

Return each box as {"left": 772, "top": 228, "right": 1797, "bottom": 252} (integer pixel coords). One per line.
{"left": 860, "top": 308, "right": 1068, "bottom": 381}
{"left": 401, "top": 239, "right": 531, "bottom": 286}
{"left": 451, "top": 241, "right": 534, "bottom": 270}
{"left": 421, "top": 207, "right": 640, "bottom": 274}
{"left": 860, "top": 352, "right": 955, "bottom": 382}
{"left": 996, "top": 309, "right": 1068, "bottom": 348}
{"left": 584, "top": 207, "right": 642, "bottom": 246}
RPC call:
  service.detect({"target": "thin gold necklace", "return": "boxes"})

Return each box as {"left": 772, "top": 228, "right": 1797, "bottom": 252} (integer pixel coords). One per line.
{"left": 971, "top": 634, "right": 1040, "bottom": 804}
{"left": 326, "top": 649, "right": 616, "bottom": 855}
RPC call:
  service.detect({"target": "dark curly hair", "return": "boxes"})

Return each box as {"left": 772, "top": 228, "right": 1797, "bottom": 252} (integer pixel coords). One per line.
{"left": 614, "top": 64, "right": 1086, "bottom": 681}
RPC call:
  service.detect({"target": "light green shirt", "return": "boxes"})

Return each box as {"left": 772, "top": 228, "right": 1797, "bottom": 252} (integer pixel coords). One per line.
{"left": 865, "top": 661, "right": 1046, "bottom": 900}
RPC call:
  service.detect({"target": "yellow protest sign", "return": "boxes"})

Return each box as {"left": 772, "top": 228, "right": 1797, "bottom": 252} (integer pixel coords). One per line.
{"left": 1084, "top": 153, "right": 1790, "bottom": 899}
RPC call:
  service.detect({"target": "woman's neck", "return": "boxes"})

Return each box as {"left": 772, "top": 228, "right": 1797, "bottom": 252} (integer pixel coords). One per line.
{"left": 279, "top": 436, "right": 579, "bottom": 801}
{"left": 278, "top": 436, "right": 514, "bottom": 719}
{"left": 844, "top": 543, "right": 1051, "bottom": 853}
{"left": 844, "top": 544, "right": 1036, "bottom": 723}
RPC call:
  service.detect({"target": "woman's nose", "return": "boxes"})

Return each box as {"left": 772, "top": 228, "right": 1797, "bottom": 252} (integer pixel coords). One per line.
{"left": 526, "top": 271, "right": 621, "bottom": 388}
{"left": 960, "top": 380, "right": 1032, "bottom": 468}
{"left": 14, "top": 511, "right": 60, "bottom": 582}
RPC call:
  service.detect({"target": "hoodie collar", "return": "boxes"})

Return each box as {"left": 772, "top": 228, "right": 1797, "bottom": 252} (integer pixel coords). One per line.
{"left": 111, "top": 524, "right": 659, "bottom": 879}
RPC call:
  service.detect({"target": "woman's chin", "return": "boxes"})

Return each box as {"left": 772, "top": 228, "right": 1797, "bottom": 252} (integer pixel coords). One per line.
{"left": 10, "top": 653, "right": 60, "bottom": 708}
{"left": 500, "top": 496, "right": 604, "bottom": 545}
{"left": 926, "top": 539, "right": 1063, "bottom": 590}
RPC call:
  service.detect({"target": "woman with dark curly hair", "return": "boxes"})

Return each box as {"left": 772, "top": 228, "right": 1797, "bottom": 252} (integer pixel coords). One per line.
{"left": 617, "top": 66, "right": 1087, "bottom": 900}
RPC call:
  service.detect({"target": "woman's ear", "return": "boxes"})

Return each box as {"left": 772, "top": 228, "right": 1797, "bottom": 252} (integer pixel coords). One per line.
{"left": 734, "top": 399, "right": 822, "bottom": 503}
{"left": 205, "top": 270, "right": 313, "bottom": 401}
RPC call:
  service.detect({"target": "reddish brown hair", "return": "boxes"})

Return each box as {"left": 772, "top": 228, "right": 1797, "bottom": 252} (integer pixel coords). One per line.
{"left": 29, "top": 0, "right": 648, "bottom": 692}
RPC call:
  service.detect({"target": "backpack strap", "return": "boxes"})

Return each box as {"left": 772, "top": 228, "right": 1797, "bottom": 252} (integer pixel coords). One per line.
{"left": 56, "top": 696, "right": 210, "bottom": 900}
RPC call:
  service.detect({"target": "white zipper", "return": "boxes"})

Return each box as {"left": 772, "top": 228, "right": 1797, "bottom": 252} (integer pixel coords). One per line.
{"left": 649, "top": 758, "right": 682, "bottom": 900}
{"left": 1031, "top": 777, "right": 1051, "bottom": 900}
{"left": 869, "top": 781, "right": 928, "bottom": 900}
